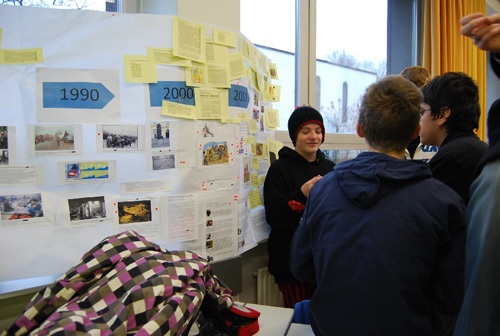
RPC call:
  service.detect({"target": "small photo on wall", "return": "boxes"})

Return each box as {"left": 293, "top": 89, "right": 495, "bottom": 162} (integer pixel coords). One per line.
{"left": 201, "top": 141, "right": 229, "bottom": 166}
{"left": 0, "top": 126, "right": 9, "bottom": 165}
{"left": 152, "top": 154, "right": 176, "bottom": 171}
{"left": 34, "top": 125, "right": 75, "bottom": 152}
{"left": 117, "top": 199, "right": 152, "bottom": 224}
{"left": 0, "top": 193, "right": 43, "bottom": 221}
{"left": 68, "top": 196, "right": 106, "bottom": 222}
{"left": 96, "top": 124, "right": 145, "bottom": 153}
{"left": 103, "top": 124, "right": 138, "bottom": 149}
{"left": 150, "top": 121, "right": 170, "bottom": 149}
{"left": 27, "top": 124, "right": 83, "bottom": 157}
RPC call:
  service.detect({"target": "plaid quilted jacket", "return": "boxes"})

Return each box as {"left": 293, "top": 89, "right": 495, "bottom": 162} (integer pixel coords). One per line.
{"left": 2, "top": 231, "right": 234, "bottom": 336}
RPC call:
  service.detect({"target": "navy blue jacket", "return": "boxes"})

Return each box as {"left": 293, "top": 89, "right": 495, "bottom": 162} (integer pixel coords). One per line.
{"left": 291, "top": 151, "right": 466, "bottom": 336}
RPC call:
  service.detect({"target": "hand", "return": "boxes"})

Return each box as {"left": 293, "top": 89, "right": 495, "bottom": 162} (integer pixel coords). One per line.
{"left": 301, "top": 175, "right": 322, "bottom": 198}
{"left": 460, "top": 13, "right": 500, "bottom": 52}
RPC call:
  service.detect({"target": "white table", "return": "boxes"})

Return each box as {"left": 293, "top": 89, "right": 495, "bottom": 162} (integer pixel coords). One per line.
{"left": 286, "top": 323, "right": 315, "bottom": 335}
{"left": 244, "top": 303, "right": 294, "bottom": 336}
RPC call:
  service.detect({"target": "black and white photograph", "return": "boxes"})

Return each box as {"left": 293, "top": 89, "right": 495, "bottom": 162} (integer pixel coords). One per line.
{"left": 68, "top": 196, "right": 106, "bottom": 221}
{"left": 102, "top": 124, "right": 138, "bottom": 149}
{"left": 150, "top": 122, "right": 170, "bottom": 148}
{"left": 152, "top": 154, "right": 175, "bottom": 170}
{"left": 0, "top": 126, "right": 9, "bottom": 165}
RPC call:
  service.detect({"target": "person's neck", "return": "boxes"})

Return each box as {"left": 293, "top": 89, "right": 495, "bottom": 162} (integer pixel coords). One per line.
{"left": 295, "top": 148, "right": 317, "bottom": 162}
{"left": 367, "top": 146, "right": 405, "bottom": 159}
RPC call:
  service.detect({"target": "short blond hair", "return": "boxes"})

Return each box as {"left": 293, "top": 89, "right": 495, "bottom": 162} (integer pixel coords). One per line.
{"left": 400, "top": 66, "right": 431, "bottom": 88}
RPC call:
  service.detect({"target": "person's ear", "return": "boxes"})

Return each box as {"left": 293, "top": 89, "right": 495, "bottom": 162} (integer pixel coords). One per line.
{"left": 438, "top": 107, "right": 450, "bottom": 126}
{"left": 356, "top": 122, "right": 365, "bottom": 138}
{"left": 412, "top": 124, "right": 421, "bottom": 140}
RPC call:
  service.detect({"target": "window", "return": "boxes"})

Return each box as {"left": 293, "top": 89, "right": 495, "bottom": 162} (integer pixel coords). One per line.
{"left": 1, "top": 0, "right": 107, "bottom": 10}
{"left": 316, "top": 0, "right": 387, "bottom": 134}
{"left": 240, "top": 0, "right": 296, "bottom": 130}
{"left": 241, "top": 0, "right": 387, "bottom": 135}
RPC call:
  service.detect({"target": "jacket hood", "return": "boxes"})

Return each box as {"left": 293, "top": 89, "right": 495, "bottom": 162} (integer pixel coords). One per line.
{"left": 334, "top": 152, "right": 432, "bottom": 208}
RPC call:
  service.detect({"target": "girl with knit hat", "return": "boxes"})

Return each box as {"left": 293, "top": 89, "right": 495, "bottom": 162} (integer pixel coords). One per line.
{"left": 263, "top": 106, "right": 334, "bottom": 308}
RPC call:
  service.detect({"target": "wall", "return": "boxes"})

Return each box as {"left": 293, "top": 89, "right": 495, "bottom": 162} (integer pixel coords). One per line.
{"left": 0, "top": 1, "right": 276, "bottom": 329}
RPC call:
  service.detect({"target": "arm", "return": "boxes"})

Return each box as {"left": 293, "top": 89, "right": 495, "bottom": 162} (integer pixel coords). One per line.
{"left": 289, "top": 203, "right": 316, "bottom": 283}
{"left": 263, "top": 164, "right": 321, "bottom": 230}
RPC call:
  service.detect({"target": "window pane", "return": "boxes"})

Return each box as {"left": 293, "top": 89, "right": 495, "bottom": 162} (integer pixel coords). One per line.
{"left": 316, "top": 0, "right": 387, "bottom": 134}
{"left": 0, "top": 1, "right": 106, "bottom": 10}
{"left": 323, "top": 149, "right": 365, "bottom": 165}
{"left": 240, "top": 0, "right": 296, "bottom": 130}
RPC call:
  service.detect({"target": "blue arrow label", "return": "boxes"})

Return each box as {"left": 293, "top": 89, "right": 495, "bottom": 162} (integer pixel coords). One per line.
{"left": 149, "top": 81, "right": 195, "bottom": 107}
{"left": 43, "top": 82, "right": 115, "bottom": 109}
{"left": 228, "top": 84, "right": 250, "bottom": 108}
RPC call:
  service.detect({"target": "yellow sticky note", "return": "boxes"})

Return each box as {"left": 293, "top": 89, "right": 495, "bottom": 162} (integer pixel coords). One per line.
{"left": 172, "top": 16, "right": 206, "bottom": 63}
{"left": 195, "top": 88, "right": 228, "bottom": 120}
{"left": 239, "top": 112, "right": 250, "bottom": 122}
{"left": 0, "top": 48, "right": 44, "bottom": 65}
{"left": 265, "top": 108, "right": 280, "bottom": 129}
{"left": 229, "top": 52, "right": 246, "bottom": 80}
{"left": 245, "top": 136, "right": 256, "bottom": 145}
{"left": 250, "top": 173, "right": 260, "bottom": 188}
{"left": 213, "top": 28, "right": 237, "bottom": 48}
{"left": 269, "top": 84, "right": 281, "bottom": 102}
{"left": 248, "top": 119, "right": 257, "bottom": 134}
{"left": 259, "top": 174, "right": 267, "bottom": 186}
{"left": 268, "top": 62, "right": 279, "bottom": 80}
{"left": 252, "top": 157, "right": 260, "bottom": 170}
{"left": 248, "top": 188, "right": 263, "bottom": 209}
{"left": 123, "top": 55, "right": 157, "bottom": 83}
{"left": 161, "top": 100, "right": 196, "bottom": 120}
{"left": 147, "top": 47, "right": 192, "bottom": 67}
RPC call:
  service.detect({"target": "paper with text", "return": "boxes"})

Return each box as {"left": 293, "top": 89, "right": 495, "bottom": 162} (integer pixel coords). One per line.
{"left": 123, "top": 55, "right": 157, "bottom": 83}
{"left": 161, "top": 100, "right": 197, "bottom": 120}
{"left": 164, "top": 194, "right": 198, "bottom": 243}
{"left": 147, "top": 47, "right": 192, "bottom": 67}
{"left": 213, "top": 28, "right": 237, "bottom": 48}
{"left": 0, "top": 48, "right": 44, "bottom": 65}
{"left": 172, "top": 16, "right": 206, "bottom": 63}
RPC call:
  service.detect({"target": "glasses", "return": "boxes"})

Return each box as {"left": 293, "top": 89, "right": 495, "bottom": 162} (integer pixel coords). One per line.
{"left": 420, "top": 108, "right": 431, "bottom": 117}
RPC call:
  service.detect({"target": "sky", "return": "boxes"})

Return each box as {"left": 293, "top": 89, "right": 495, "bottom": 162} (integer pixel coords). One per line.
{"left": 240, "top": 0, "right": 387, "bottom": 64}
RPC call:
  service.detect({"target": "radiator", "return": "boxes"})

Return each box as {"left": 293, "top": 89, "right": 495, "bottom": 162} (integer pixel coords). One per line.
{"left": 256, "top": 267, "right": 284, "bottom": 307}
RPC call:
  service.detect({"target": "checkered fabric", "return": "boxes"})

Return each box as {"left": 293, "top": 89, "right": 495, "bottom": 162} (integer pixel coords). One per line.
{"left": 2, "top": 230, "right": 234, "bottom": 336}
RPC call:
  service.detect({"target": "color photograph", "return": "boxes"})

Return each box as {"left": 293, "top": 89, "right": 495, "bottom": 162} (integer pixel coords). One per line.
{"left": 150, "top": 121, "right": 170, "bottom": 148}
{"left": 117, "top": 200, "right": 151, "bottom": 224}
{"left": 201, "top": 141, "right": 229, "bottom": 166}
{"left": 0, "top": 193, "right": 43, "bottom": 221}
{"left": 34, "top": 125, "right": 74, "bottom": 152}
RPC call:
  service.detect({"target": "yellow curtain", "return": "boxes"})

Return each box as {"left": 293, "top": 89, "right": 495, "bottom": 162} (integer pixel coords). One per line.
{"left": 423, "top": 0, "right": 487, "bottom": 141}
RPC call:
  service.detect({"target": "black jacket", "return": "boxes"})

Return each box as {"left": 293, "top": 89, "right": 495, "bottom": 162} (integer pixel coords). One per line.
{"left": 263, "top": 147, "right": 334, "bottom": 284}
{"left": 429, "top": 131, "right": 487, "bottom": 204}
